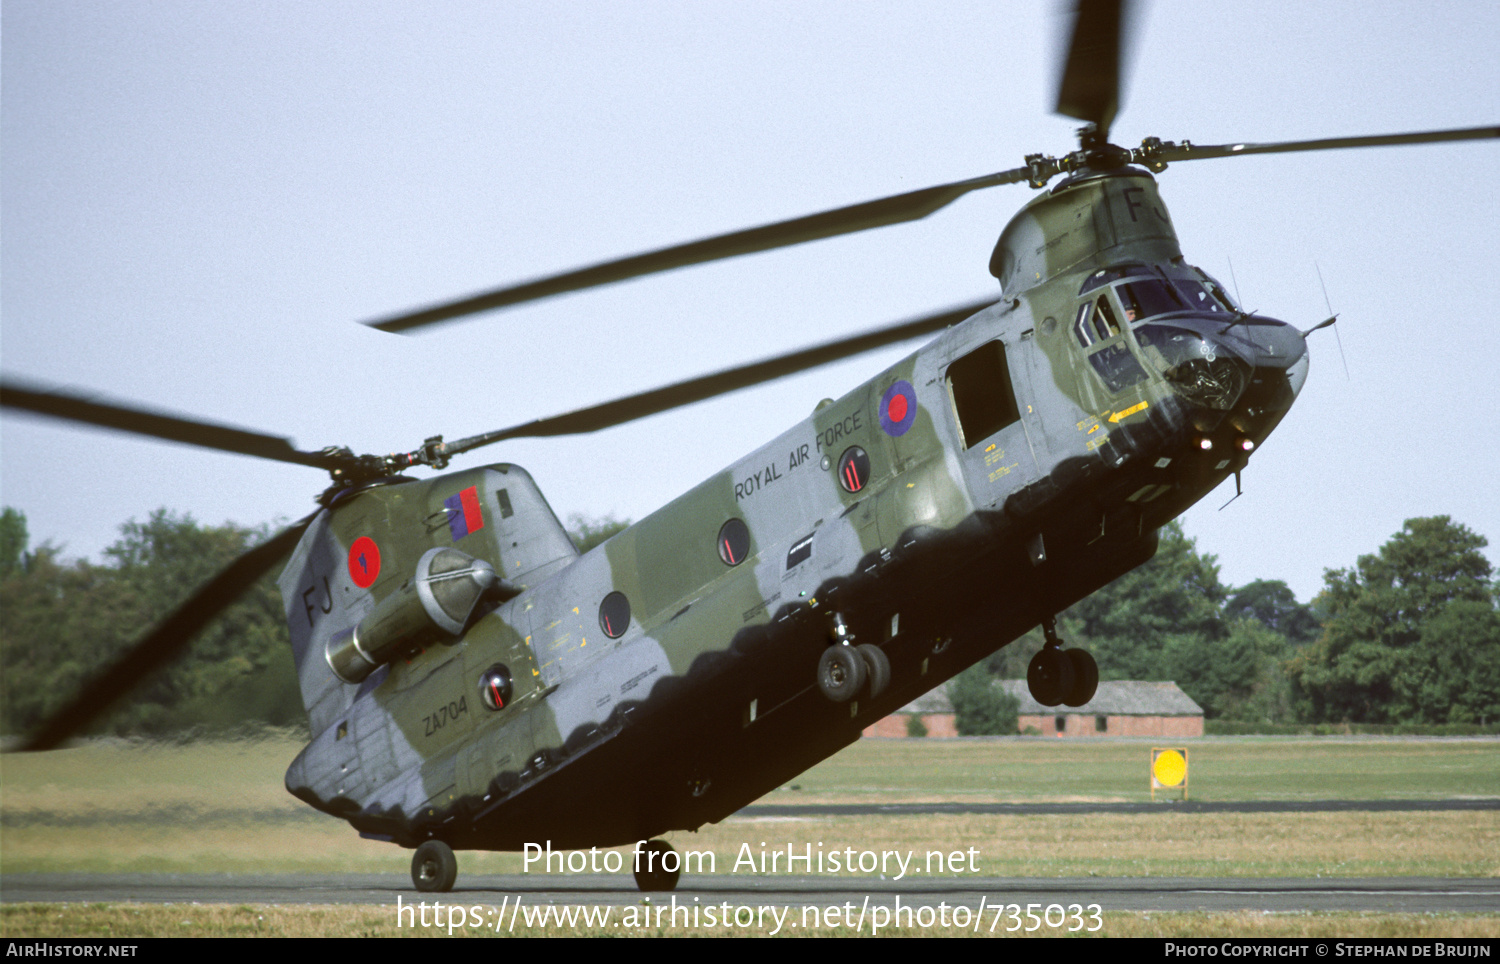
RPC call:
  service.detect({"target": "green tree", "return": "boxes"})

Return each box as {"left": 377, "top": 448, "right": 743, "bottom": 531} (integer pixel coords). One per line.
{"left": 0, "top": 510, "right": 301, "bottom": 737}
{"left": 1224, "top": 578, "right": 1320, "bottom": 646}
{"left": 1418, "top": 599, "right": 1500, "bottom": 725}
{"left": 950, "top": 663, "right": 1019, "bottom": 735}
{"left": 1290, "top": 516, "right": 1497, "bottom": 725}
{"left": 0, "top": 507, "right": 28, "bottom": 579}
{"left": 1070, "top": 521, "right": 1229, "bottom": 683}
{"left": 568, "top": 514, "right": 630, "bottom": 554}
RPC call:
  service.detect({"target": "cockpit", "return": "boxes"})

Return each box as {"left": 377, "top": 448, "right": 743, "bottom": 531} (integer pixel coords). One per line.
{"left": 1070, "top": 262, "right": 1259, "bottom": 407}
{"left": 1073, "top": 263, "right": 1235, "bottom": 350}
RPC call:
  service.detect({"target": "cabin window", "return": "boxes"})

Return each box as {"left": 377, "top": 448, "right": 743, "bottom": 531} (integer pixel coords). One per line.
{"left": 479, "top": 664, "right": 514, "bottom": 710}
{"left": 946, "top": 341, "right": 1021, "bottom": 449}
{"left": 717, "top": 518, "right": 751, "bottom": 565}
{"left": 785, "top": 532, "right": 814, "bottom": 570}
{"left": 598, "top": 591, "right": 631, "bottom": 638}
{"left": 837, "top": 446, "right": 870, "bottom": 493}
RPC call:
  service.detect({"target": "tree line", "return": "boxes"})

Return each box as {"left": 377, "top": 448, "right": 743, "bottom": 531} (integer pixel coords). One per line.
{"left": 1, "top": 506, "right": 1494, "bottom": 738}
{"left": 952, "top": 516, "right": 1498, "bottom": 734}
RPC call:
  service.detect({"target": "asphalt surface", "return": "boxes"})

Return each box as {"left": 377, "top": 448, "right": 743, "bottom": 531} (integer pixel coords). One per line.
{"left": 5, "top": 873, "right": 1498, "bottom": 915}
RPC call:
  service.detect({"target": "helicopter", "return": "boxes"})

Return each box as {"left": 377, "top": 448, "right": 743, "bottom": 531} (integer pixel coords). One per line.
{"left": 3, "top": 2, "right": 1497, "bottom": 894}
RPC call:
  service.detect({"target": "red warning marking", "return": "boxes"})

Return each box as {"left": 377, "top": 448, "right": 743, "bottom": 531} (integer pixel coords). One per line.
{"left": 349, "top": 536, "right": 381, "bottom": 588}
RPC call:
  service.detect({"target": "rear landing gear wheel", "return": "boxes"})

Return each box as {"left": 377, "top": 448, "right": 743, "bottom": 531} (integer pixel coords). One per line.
{"left": 634, "top": 839, "right": 681, "bottom": 892}
{"left": 817, "top": 645, "right": 866, "bottom": 703}
{"left": 857, "top": 643, "right": 891, "bottom": 698}
{"left": 412, "top": 839, "right": 458, "bottom": 893}
{"left": 1027, "top": 646, "right": 1076, "bottom": 708}
{"left": 1063, "top": 648, "right": 1099, "bottom": 707}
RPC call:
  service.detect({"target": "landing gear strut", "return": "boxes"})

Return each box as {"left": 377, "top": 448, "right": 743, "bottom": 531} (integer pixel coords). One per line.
{"left": 816, "top": 613, "right": 891, "bottom": 702}
{"left": 1027, "top": 618, "right": 1098, "bottom": 708}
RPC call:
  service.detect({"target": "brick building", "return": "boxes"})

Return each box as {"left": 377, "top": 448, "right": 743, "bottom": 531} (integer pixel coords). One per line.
{"left": 1003, "top": 680, "right": 1204, "bottom": 737}
{"left": 864, "top": 679, "right": 1203, "bottom": 738}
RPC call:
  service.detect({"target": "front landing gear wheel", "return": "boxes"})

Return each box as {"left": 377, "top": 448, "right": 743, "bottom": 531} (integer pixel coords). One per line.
{"left": 1027, "top": 646, "right": 1076, "bottom": 707}
{"left": 817, "top": 645, "right": 866, "bottom": 703}
{"left": 634, "top": 839, "right": 681, "bottom": 892}
{"left": 1063, "top": 648, "right": 1099, "bottom": 707}
{"left": 412, "top": 839, "right": 457, "bottom": 893}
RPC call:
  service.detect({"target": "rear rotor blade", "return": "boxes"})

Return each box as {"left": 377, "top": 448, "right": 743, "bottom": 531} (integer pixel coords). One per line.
{"left": 440, "top": 298, "right": 995, "bottom": 456}
{"left": 1148, "top": 125, "right": 1499, "bottom": 164}
{"left": 1056, "top": 0, "right": 1127, "bottom": 138}
{"left": 366, "top": 171, "right": 1027, "bottom": 333}
{"left": 2, "top": 380, "right": 339, "bottom": 471}
{"left": 20, "top": 515, "right": 317, "bottom": 751}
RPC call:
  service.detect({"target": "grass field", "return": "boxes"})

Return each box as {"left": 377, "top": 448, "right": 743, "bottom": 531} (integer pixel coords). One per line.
{"left": 2, "top": 734, "right": 1497, "bottom": 937}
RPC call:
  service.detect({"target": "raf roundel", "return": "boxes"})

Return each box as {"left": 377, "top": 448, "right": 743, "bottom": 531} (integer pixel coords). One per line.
{"left": 879, "top": 380, "right": 918, "bottom": 437}
{"left": 348, "top": 536, "right": 381, "bottom": 589}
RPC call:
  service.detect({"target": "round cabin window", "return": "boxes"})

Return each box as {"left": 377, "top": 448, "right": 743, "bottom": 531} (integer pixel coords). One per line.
{"left": 837, "top": 446, "right": 870, "bottom": 493}
{"left": 717, "top": 518, "right": 751, "bottom": 566}
{"left": 479, "top": 664, "right": 513, "bottom": 711}
{"left": 598, "top": 591, "right": 631, "bottom": 638}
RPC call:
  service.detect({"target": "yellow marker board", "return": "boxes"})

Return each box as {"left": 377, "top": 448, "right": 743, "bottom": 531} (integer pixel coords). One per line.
{"left": 1150, "top": 747, "right": 1189, "bottom": 800}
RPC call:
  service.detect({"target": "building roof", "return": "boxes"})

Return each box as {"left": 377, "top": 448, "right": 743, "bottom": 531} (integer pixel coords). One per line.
{"left": 895, "top": 680, "right": 1203, "bottom": 717}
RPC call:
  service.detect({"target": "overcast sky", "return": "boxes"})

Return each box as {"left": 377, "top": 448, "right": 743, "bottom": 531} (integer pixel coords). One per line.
{"left": 3, "top": 0, "right": 1498, "bottom": 604}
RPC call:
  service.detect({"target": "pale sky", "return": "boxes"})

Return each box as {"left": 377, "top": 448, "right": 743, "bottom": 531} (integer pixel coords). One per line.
{"left": 4, "top": 0, "right": 1498, "bottom": 603}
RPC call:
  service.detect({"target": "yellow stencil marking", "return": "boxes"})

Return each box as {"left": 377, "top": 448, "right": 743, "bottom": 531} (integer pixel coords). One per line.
{"left": 1109, "top": 401, "right": 1149, "bottom": 423}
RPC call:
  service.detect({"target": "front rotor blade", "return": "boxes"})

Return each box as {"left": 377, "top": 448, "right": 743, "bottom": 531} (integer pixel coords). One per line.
{"left": 1056, "top": 0, "right": 1126, "bottom": 137}
{"left": 1, "top": 380, "right": 338, "bottom": 471}
{"left": 441, "top": 298, "right": 995, "bottom": 456}
{"left": 20, "top": 515, "right": 316, "bottom": 751}
{"left": 367, "top": 171, "right": 1027, "bottom": 333}
{"left": 1150, "top": 125, "right": 1499, "bottom": 164}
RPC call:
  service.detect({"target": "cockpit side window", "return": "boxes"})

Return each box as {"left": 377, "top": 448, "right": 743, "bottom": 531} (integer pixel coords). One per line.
{"left": 1071, "top": 290, "right": 1150, "bottom": 395}
{"left": 1074, "top": 301, "right": 1095, "bottom": 347}
{"left": 1093, "top": 295, "right": 1121, "bottom": 340}
{"left": 1194, "top": 269, "right": 1238, "bottom": 311}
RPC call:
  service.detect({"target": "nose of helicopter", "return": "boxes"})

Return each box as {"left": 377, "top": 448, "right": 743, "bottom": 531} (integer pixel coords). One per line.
{"left": 1217, "top": 316, "right": 1310, "bottom": 414}
{"left": 1133, "top": 314, "right": 1307, "bottom": 420}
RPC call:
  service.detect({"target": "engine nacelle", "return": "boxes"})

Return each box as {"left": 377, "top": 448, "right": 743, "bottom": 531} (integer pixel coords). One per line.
{"left": 326, "top": 547, "right": 501, "bottom": 683}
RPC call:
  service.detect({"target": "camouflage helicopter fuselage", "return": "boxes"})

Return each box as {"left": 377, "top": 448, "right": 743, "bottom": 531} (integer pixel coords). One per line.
{"left": 280, "top": 166, "right": 1308, "bottom": 852}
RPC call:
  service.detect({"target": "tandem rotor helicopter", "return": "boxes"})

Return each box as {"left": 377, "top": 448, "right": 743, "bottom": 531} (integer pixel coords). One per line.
{"left": 3, "top": 2, "right": 1497, "bottom": 893}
